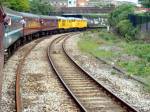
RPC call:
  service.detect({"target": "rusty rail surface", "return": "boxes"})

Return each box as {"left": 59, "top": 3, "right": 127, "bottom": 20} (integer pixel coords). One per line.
{"left": 15, "top": 38, "right": 45, "bottom": 112}
{"left": 48, "top": 34, "right": 139, "bottom": 112}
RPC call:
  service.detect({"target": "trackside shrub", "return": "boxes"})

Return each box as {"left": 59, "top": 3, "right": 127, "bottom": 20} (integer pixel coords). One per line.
{"left": 109, "top": 4, "right": 140, "bottom": 41}
{"left": 116, "top": 20, "right": 139, "bottom": 40}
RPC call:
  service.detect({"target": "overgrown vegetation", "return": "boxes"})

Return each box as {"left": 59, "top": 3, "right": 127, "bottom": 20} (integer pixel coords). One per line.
{"left": 0, "top": 0, "right": 54, "bottom": 15}
{"left": 1, "top": 0, "right": 30, "bottom": 12}
{"left": 109, "top": 4, "right": 139, "bottom": 41}
{"left": 139, "top": 0, "right": 150, "bottom": 8}
{"left": 78, "top": 31, "right": 119, "bottom": 59}
{"left": 118, "top": 42, "right": 150, "bottom": 76}
{"left": 78, "top": 30, "right": 150, "bottom": 86}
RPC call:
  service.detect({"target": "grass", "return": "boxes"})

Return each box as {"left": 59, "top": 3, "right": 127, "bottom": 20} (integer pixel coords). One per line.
{"left": 78, "top": 32, "right": 115, "bottom": 59}
{"left": 123, "top": 43, "right": 150, "bottom": 62}
{"left": 117, "top": 60, "right": 150, "bottom": 77}
{"left": 78, "top": 30, "right": 150, "bottom": 87}
{"left": 117, "top": 42, "right": 150, "bottom": 77}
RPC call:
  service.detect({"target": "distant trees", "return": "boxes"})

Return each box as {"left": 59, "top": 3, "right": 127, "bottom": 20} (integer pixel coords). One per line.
{"left": 139, "top": 0, "right": 150, "bottom": 8}
{"left": 109, "top": 4, "right": 139, "bottom": 41}
{"left": 109, "top": 4, "right": 135, "bottom": 26}
{"left": 1, "top": 0, "right": 30, "bottom": 12}
{"left": 0, "top": 0, "right": 54, "bottom": 15}
{"left": 30, "top": 0, "right": 54, "bottom": 15}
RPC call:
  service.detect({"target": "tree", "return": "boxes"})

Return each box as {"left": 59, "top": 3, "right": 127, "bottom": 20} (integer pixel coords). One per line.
{"left": 108, "top": 4, "right": 139, "bottom": 40}
{"left": 116, "top": 20, "right": 138, "bottom": 40}
{"left": 139, "top": 0, "right": 150, "bottom": 8}
{"left": 19, "top": 0, "right": 30, "bottom": 11}
{"left": 109, "top": 4, "right": 135, "bottom": 26}
{"left": 0, "top": 0, "right": 30, "bottom": 12}
{"left": 0, "top": 0, "right": 10, "bottom": 6}
{"left": 30, "top": 0, "right": 54, "bottom": 15}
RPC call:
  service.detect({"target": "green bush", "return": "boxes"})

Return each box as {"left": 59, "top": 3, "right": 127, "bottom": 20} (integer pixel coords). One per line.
{"left": 139, "top": 0, "right": 150, "bottom": 8}
{"left": 109, "top": 4, "right": 135, "bottom": 26}
{"left": 117, "top": 20, "right": 132, "bottom": 36}
{"left": 109, "top": 4, "right": 140, "bottom": 41}
{"left": 116, "top": 20, "right": 139, "bottom": 40}
{"left": 118, "top": 60, "right": 150, "bottom": 76}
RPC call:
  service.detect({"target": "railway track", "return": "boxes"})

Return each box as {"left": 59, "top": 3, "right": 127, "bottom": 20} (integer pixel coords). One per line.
{"left": 13, "top": 34, "right": 81, "bottom": 112}
{"left": 48, "top": 33, "right": 138, "bottom": 112}
{"left": 15, "top": 38, "right": 45, "bottom": 112}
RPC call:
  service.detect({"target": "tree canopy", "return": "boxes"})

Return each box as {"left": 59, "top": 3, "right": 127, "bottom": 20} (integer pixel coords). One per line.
{"left": 30, "top": 0, "right": 54, "bottom": 15}
{"left": 109, "top": 4, "right": 139, "bottom": 40}
{"left": 109, "top": 4, "right": 135, "bottom": 26}
{"left": 139, "top": 0, "right": 150, "bottom": 8}
{"left": 1, "top": 0, "right": 30, "bottom": 12}
{"left": 0, "top": 0, "right": 54, "bottom": 15}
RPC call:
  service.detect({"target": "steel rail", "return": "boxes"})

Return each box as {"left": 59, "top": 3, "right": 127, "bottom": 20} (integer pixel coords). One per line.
{"left": 48, "top": 34, "right": 138, "bottom": 112}
{"left": 15, "top": 38, "right": 46, "bottom": 112}
{"left": 47, "top": 33, "right": 87, "bottom": 112}
{"left": 62, "top": 36, "right": 139, "bottom": 112}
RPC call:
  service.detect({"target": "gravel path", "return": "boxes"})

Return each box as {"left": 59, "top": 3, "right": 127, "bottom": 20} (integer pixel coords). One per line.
{"left": 64, "top": 34, "right": 150, "bottom": 112}
{"left": 20, "top": 35, "right": 80, "bottom": 112}
{"left": 1, "top": 39, "right": 40, "bottom": 112}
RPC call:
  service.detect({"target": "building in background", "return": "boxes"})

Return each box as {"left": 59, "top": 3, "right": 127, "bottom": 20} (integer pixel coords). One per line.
{"left": 77, "top": 0, "right": 88, "bottom": 7}
{"left": 43, "top": 0, "right": 68, "bottom": 7}
{"left": 42, "top": 0, "right": 139, "bottom": 8}
{"left": 86, "top": 0, "right": 112, "bottom": 7}
{"left": 68, "top": 0, "right": 89, "bottom": 7}
{"left": 68, "top": 0, "right": 77, "bottom": 7}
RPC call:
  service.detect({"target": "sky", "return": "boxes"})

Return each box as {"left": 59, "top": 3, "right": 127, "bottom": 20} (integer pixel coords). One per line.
{"left": 115, "top": 0, "right": 138, "bottom": 4}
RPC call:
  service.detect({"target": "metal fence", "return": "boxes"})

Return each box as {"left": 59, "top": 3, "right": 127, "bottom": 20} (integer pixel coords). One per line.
{"left": 128, "top": 14, "right": 150, "bottom": 32}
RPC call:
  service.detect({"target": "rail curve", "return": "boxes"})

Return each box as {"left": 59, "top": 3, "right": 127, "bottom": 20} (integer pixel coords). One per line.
{"left": 48, "top": 33, "right": 139, "bottom": 112}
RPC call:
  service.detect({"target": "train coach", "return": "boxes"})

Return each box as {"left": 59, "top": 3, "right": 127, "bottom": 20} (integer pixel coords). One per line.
{"left": 2, "top": 7, "right": 87, "bottom": 59}
{"left": 3, "top": 8, "right": 23, "bottom": 56}
{"left": 20, "top": 12, "right": 41, "bottom": 39}
{"left": 40, "top": 15, "right": 58, "bottom": 35}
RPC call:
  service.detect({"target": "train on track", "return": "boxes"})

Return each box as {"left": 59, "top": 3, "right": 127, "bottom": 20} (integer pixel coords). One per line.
{"left": 2, "top": 8, "right": 87, "bottom": 58}
{"left": 0, "top": 7, "right": 88, "bottom": 101}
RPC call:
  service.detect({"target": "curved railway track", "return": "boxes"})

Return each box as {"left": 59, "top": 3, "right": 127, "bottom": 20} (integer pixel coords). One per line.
{"left": 48, "top": 33, "right": 139, "bottom": 112}
{"left": 15, "top": 38, "right": 46, "bottom": 112}
{"left": 14, "top": 34, "right": 81, "bottom": 112}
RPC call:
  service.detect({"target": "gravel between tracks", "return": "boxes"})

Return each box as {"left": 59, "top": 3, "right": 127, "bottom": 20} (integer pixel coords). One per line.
{"left": 1, "top": 40, "right": 39, "bottom": 112}
{"left": 20, "top": 35, "right": 80, "bottom": 112}
{"left": 64, "top": 34, "right": 150, "bottom": 112}
{"left": 1, "top": 34, "right": 80, "bottom": 112}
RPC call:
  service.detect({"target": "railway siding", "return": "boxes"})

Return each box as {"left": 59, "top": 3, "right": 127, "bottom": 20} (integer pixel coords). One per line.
{"left": 64, "top": 34, "right": 150, "bottom": 112}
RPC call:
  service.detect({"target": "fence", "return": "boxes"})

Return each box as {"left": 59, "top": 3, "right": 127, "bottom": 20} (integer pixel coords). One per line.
{"left": 128, "top": 14, "right": 150, "bottom": 32}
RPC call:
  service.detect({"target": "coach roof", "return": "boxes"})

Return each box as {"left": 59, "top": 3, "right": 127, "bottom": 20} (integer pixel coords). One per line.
{"left": 19, "top": 12, "right": 40, "bottom": 18}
